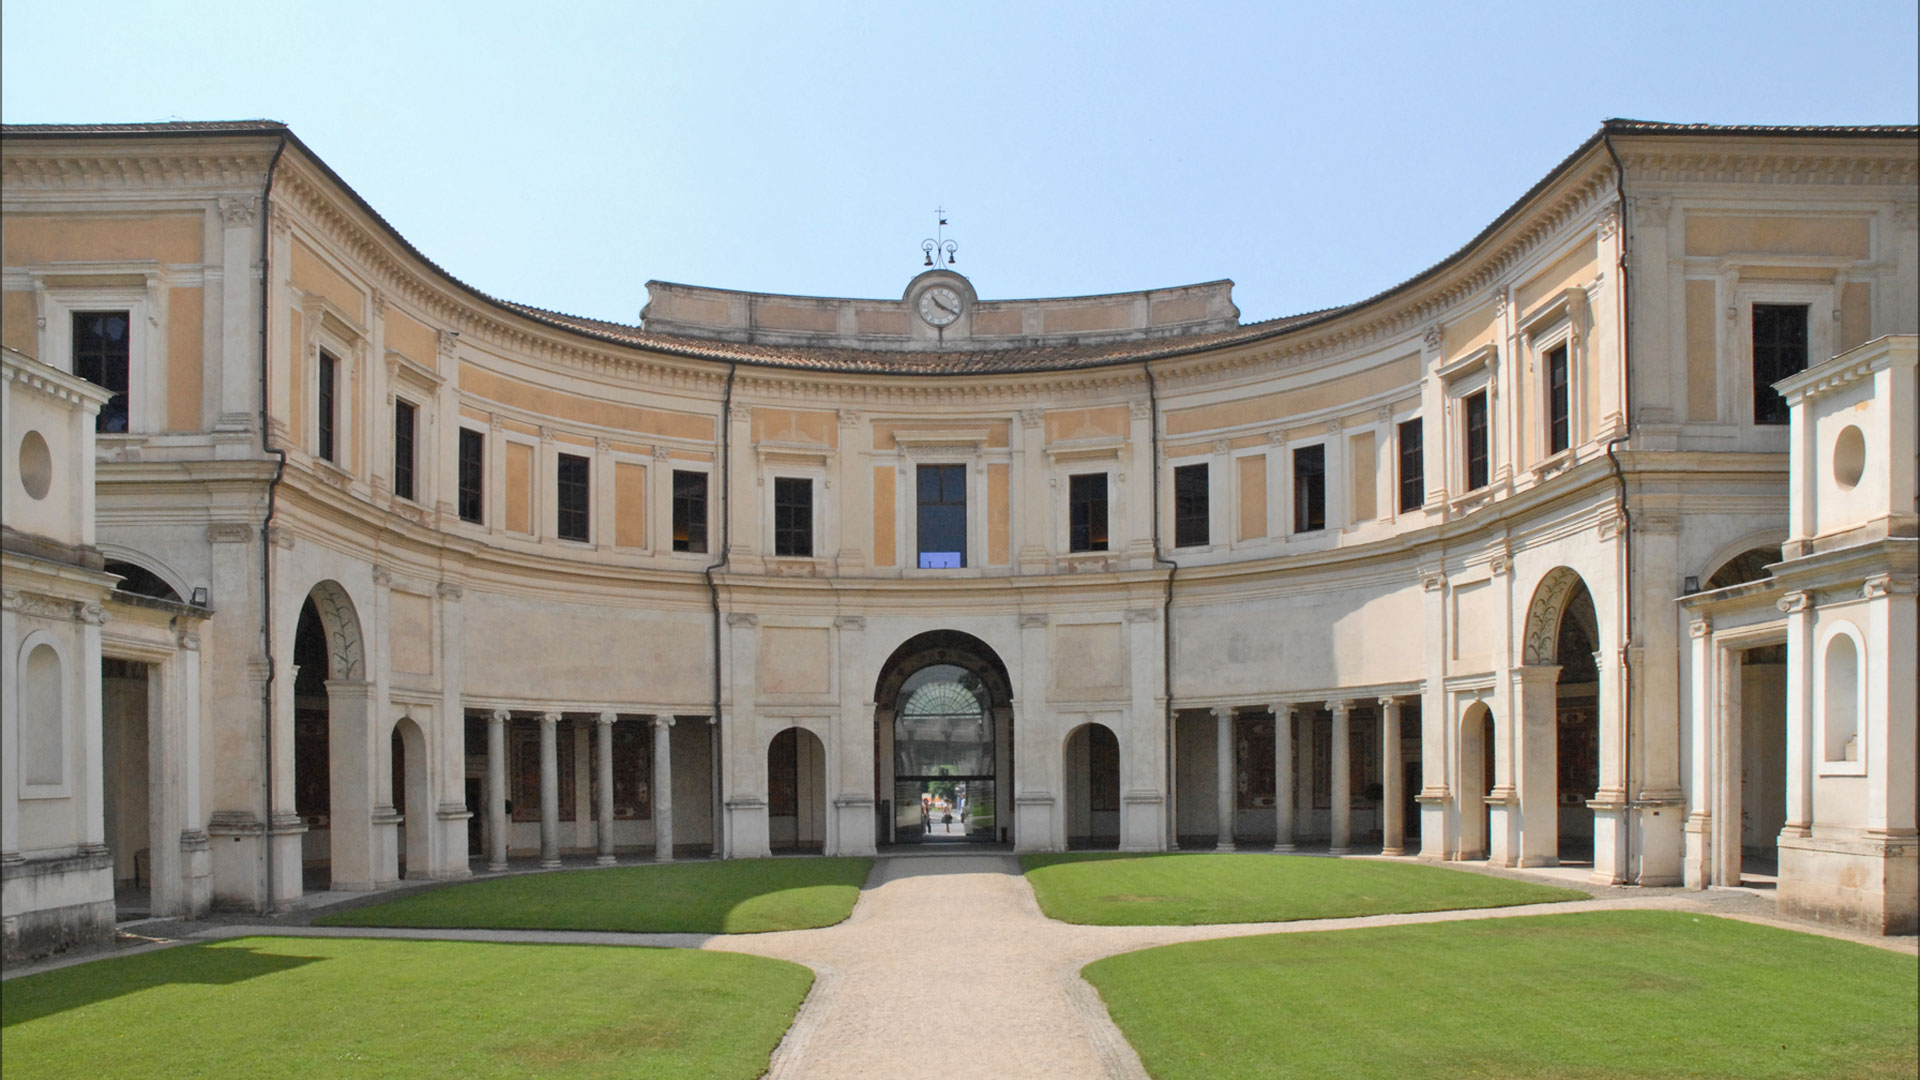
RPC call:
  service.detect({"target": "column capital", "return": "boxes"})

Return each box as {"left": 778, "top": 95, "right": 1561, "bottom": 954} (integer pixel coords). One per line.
{"left": 1377, "top": 696, "right": 1399, "bottom": 711}
{"left": 1211, "top": 705, "right": 1234, "bottom": 721}
{"left": 652, "top": 714, "right": 676, "bottom": 729}
{"left": 1266, "top": 701, "right": 1291, "bottom": 717}
{"left": 540, "top": 710, "right": 562, "bottom": 726}
{"left": 490, "top": 708, "right": 511, "bottom": 724}
{"left": 597, "top": 710, "right": 618, "bottom": 726}
{"left": 1327, "top": 699, "right": 1351, "bottom": 717}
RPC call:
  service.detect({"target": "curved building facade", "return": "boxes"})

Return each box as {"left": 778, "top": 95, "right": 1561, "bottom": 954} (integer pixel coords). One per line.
{"left": 3, "top": 119, "right": 1914, "bottom": 958}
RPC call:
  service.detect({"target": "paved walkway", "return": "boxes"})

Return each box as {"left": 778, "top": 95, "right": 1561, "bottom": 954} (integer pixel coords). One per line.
{"left": 12, "top": 853, "right": 1915, "bottom": 1078}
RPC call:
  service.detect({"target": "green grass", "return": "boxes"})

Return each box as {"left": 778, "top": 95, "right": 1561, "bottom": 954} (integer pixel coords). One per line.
{"left": 316, "top": 857, "right": 872, "bottom": 934}
{"left": 1021, "top": 852, "right": 1587, "bottom": 925}
{"left": 1084, "top": 910, "right": 1919, "bottom": 1079}
{"left": 1, "top": 936, "right": 813, "bottom": 1079}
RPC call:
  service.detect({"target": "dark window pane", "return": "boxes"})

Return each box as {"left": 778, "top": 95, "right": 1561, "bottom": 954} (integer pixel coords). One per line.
{"left": 71, "top": 311, "right": 130, "bottom": 433}
{"left": 773, "top": 476, "right": 813, "bottom": 557}
{"left": 917, "top": 464, "right": 967, "bottom": 568}
{"left": 1465, "top": 391, "right": 1489, "bottom": 491}
{"left": 458, "top": 428, "right": 485, "bottom": 523}
{"left": 1752, "top": 303, "right": 1808, "bottom": 425}
{"left": 1546, "top": 345, "right": 1571, "bottom": 455}
{"left": 1069, "top": 473, "right": 1108, "bottom": 553}
{"left": 1174, "top": 463, "right": 1209, "bottom": 547}
{"left": 393, "top": 400, "right": 416, "bottom": 501}
{"left": 1292, "top": 444, "right": 1325, "bottom": 533}
{"left": 673, "top": 470, "right": 708, "bottom": 553}
{"left": 1397, "top": 419, "right": 1424, "bottom": 513}
{"left": 556, "top": 453, "right": 590, "bottom": 542}
{"left": 316, "top": 351, "right": 337, "bottom": 462}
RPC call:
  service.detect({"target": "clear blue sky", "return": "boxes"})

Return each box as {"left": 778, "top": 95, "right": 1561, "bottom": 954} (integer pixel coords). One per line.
{"left": 5, "top": 1, "right": 1915, "bottom": 324}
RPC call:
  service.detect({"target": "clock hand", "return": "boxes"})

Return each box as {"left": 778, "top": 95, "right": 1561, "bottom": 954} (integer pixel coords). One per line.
{"left": 935, "top": 296, "right": 959, "bottom": 314}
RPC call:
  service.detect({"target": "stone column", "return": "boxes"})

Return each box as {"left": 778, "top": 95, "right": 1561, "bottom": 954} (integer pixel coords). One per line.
{"left": 1329, "top": 700, "right": 1352, "bottom": 854}
{"left": 1379, "top": 697, "right": 1404, "bottom": 855}
{"left": 1512, "top": 667, "right": 1561, "bottom": 867}
{"left": 487, "top": 709, "right": 509, "bottom": 871}
{"left": 1213, "top": 706, "right": 1235, "bottom": 851}
{"left": 1271, "top": 703, "right": 1295, "bottom": 852}
{"left": 1779, "top": 592, "right": 1814, "bottom": 838}
{"left": 595, "top": 711, "right": 617, "bottom": 865}
{"left": 652, "top": 714, "right": 675, "bottom": 862}
{"left": 538, "top": 711, "right": 561, "bottom": 868}
{"left": 1295, "top": 707, "right": 1314, "bottom": 843}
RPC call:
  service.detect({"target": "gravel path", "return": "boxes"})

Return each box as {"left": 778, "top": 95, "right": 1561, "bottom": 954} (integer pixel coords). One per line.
{"left": 13, "top": 852, "right": 1914, "bottom": 1078}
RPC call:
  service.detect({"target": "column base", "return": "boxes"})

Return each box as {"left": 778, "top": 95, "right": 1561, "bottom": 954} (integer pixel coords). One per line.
{"left": 1380, "top": 846, "right": 1404, "bottom": 857}
{"left": 1214, "top": 839, "right": 1235, "bottom": 852}
{"left": 539, "top": 858, "right": 562, "bottom": 869}
{"left": 1329, "top": 846, "right": 1352, "bottom": 856}
{"left": 595, "top": 855, "right": 616, "bottom": 866}
{"left": 486, "top": 862, "right": 508, "bottom": 873}
{"left": 654, "top": 850, "right": 675, "bottom": 864}
{"left": 1272, "top": 842, "right": 1296, "bottom": 853}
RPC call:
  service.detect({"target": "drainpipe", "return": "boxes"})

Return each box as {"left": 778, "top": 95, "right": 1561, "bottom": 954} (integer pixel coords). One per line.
{"left": 704, "top": 363, "right": 737, "bottom": 857}
{"left": 257, "top": 134, "right": 290, "bottom": 911}
{"left": 1602, "top": 131, "right": 1636, "bottom": 881}
{"left": 1145, "top": 363, "right": 1179, "bottom": 849}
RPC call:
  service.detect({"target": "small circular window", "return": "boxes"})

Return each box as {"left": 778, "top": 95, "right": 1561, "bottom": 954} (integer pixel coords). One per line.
{"left": 1832, "top": 425, "right": 1865, "bottom": 489}
{"left": 18, "top": 430, "right": 52, "bottom": 500}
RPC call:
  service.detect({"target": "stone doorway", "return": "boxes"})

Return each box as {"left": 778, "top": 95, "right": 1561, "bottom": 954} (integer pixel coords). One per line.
{"left": 873, "top": 630, "right": 1014, "bottom": 848}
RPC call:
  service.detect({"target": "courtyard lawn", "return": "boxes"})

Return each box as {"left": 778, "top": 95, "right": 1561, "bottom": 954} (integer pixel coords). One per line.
{"left": 317, "top": 857, "right": 872, "bottom": 934}
{"left": 1021, "top": 852, "right": 1586, "bottom": 925}
{"left": 1, "top": 936, "right": 813, "bottom": 1080}
{"left": 1083, "top": 910, "right": 1919, "bottom": 1080}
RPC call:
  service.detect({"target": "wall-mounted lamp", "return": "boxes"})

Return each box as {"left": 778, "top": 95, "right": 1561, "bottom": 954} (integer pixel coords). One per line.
{"left": 191, "top": 586, "right": 210, "bottom": 607}
{"left": 1682, "top": 576, "right": 1700, "bottom": 595}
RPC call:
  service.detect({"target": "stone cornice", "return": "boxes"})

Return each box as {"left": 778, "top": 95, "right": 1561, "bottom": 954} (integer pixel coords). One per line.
{"left": 0, "top": 139, "right": 278, "bottom": 193}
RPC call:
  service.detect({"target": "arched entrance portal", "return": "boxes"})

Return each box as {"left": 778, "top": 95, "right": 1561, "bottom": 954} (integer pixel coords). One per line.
{"left": 873, "top": 631, "right": 1014, "bottom": 847}
{"left": 290, "top": 581, "right": 378, "bottom": 893}
{"left": 1065, "top": 723, "right": 1120, "bottom": 849}
{"left": 768, "top": 727, "right": 827, "bottom": 853}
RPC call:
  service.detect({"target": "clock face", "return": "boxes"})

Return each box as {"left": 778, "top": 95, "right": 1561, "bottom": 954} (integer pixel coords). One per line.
{"left": 918, "top": 286, "right": 963, "bottom": 327}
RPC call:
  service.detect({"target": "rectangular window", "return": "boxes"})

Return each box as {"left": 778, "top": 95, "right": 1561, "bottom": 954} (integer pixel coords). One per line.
{"left": 1752, "top": 303, "right": 1808, "bottom": 425}
{"left": 392, "top": 400, "right": 417, "bottom": 501}
{"left": 457, "top": 428, "right": 485, "bottom": 524}
{"left": 316, "top": 350, "right": 338, "bottom": 462}
{"left": 1546, "top": 345, "right": 1571, "bottom": 455}
{"left": 1397, "top": 419, "right": 1424, "bottom": 513}
{"left": 556, "top": 452, "right": 590, "bottom": 542}
{"left": 1068, "top": 473, "right": 1109, "bottom": 553}
{"left": 672, "top": 470, "right": 708, "bottom": 553}
{"left": 1173, "top": 463, "right": 1209, "bottom": 547}
{"left": 71, "top": 311, "right": 131, "bottom": 433}
{"left": 1292, "top": 444, "right": 1325, "bottom": 533}
{"left": 1464, "top": 390, "right": 1490, "bottom": 491}
{"left": 916, "top": 463, "right": 967, "bottom": 568}
{"left": 773, "top": 476, "right": 813, "bottom": 557}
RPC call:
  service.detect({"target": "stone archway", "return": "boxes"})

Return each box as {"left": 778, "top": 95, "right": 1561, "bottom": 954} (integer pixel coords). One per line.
{"left": 1457, "top": 701, "right": 1495, "bottom": 861}
{"left": 768, "top": 726, "right": 827, "bottom": 853}
{"left": 291, "top": 580, "right": 376, "bottom": 892}
{"left": 1513, "top": 567, "right": 1601, "bottom": 867}
{"left": 872, "top": 631, "right": 1014, "bottom": 847}
{"left": 1064, "top": 723, "right": 1120, "bottom": 849}
{"left": 391, "top": 715, "right": 431, "bottom": 879}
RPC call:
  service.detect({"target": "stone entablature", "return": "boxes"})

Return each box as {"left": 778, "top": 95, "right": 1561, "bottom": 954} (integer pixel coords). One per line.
{"left": 641, "top": 271, "right": 1242, "bottom": 351}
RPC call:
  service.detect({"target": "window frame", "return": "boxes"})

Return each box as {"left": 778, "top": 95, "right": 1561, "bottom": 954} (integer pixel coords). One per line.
{"left": 671, "top": 468, "right": 711, "bottom": 554}
{"left": 1462, "top": 389, "right": 1491, "bottom": 492}
{"left": 914, "top": 461, "right": 970, "bottom": 569}
{"left": 1173, "top": 462, "right": 1210, "bottom": 548}
{"left": 1067, "top": 471, "right": 1110, "bottom": 553}
{"left": 772, "top": 475, "right": 815, "bottom": 558}
{"left": 555, "top": 450, "right": 591, "bottom": 543}
{"left": 316, "top": 349, "right": 339, "bottom": 464}
{"left": 33, "top": 271, "right": 163, "bottom": 436}
{"left": 69, "top": 310, "right": 133, "bottom": 434}
{"left": 1291, "top": 442, "right": 1327, "bottom": 534}
{"left": 1729, "top": 280, "right": 1836, "bottom": 433}
{"left": 1750, "top": 302, "right": 1811, "bottom": 426}
{"left": 457, "top": 426, "right": 486, "bottom": 525}
{"left": 391, "top": 398, "right": 417, "bottom": 502}
{"left": 1545, "top": 342, "right": 1572, "bottom": 456}
{"left": 1396, "top": 417, "right": 1425, "bottom": 514}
